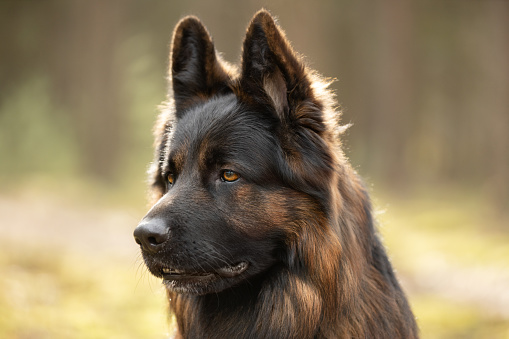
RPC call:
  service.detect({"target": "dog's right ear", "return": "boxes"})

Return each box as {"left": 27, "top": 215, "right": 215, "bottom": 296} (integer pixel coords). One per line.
{"left": 170, "top": 17, "right": 231, "bottom": 118}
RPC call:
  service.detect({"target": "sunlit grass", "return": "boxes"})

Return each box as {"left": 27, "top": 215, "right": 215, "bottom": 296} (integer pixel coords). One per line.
{"left": 1, "top": 187, "right": 508, "bottom": 338}
{"left": 0, "top": 243, "right": 169, "bottom": 339}
{"left": 375, "top": 188, "right": 509, "bottom": 339}
{"left": 377, "top": 190, "right": 509, "bottom": 270}
{"left": 412, "top": 295, "right": 509, "bottom": 339}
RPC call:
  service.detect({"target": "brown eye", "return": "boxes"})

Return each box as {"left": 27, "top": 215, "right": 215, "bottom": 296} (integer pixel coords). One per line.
{"left": 221, "top": 170, "right": 240, "bottom": 182}
{"left": 167, "top": 173, "right": 175, "bottom": 185}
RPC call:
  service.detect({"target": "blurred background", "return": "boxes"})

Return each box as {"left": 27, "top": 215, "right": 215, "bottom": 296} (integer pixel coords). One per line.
{"left": 1, "top": 0, "right": 508, "bottom": 338}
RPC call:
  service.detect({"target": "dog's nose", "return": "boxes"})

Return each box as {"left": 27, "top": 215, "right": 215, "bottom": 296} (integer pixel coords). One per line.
{"left": 133, "top": 219, "right": 169, "bottom": 254}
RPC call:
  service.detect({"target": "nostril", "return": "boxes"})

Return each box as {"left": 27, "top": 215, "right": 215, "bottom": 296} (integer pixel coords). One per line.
{"left": 133, "top": 218, "right": 169, "bottom": 253}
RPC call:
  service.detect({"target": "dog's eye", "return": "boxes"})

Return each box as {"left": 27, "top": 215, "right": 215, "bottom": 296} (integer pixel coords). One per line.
{"left": 221, "top": 170, "right": 240, "bottom": 182}
{"left": 167, "top": 173, "right": 175, "bottom": 185}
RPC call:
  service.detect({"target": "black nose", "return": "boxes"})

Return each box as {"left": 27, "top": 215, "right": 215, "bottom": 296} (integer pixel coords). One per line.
{"left": 133, "top": 218, "right": 169, "bottom": 254}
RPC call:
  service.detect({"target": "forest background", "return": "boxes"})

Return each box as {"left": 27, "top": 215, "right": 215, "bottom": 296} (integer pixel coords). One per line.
{"left": 1, "top": 1, "right": 508, "bottom": 338}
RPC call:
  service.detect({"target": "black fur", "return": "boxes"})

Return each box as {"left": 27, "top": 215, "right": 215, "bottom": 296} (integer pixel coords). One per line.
{"left": 134, "top": 10, "right": 419, "bottom": 338}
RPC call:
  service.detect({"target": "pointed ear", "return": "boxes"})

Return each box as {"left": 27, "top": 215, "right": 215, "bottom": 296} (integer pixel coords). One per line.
{"left": 240, "top": 10, "right": 313, "bottom": 118}
{"left": 170, "top": 16, "right": 231, "bottom": 117}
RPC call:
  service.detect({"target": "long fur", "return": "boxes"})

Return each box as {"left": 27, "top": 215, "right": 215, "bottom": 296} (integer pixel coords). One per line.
{"left": 143, "top": 10, "right": 418, "bottom": 338}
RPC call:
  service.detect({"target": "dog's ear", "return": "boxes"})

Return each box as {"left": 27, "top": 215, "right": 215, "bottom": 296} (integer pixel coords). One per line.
{"left": 240, "top": 11, "right": 335, "bottom": 199}
{"left": 170, "top": 16, "right": 231, "bottom": 117}
{"left": 240, "top": 10, "right": 314, "bottom": 120}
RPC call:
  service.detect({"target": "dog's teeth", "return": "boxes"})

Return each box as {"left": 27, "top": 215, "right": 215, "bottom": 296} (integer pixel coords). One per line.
{"left": 216, "top": 262, "right": 248, "bottom": 278}
{"left": 162, "top": 267, "right": 186, "bottom": 275}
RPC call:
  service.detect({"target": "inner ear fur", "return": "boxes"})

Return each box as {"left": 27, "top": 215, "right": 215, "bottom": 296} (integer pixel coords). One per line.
{"left": 170, "top": 16, "right": 232, "bottom": 117}
{"left": 240, "top": 10, "right": 313, "bottom": 118}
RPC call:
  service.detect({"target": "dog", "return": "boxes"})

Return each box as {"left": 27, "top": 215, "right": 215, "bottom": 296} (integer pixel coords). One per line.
{"left": 134, "top": 10, "right": 418, "bottom": 338}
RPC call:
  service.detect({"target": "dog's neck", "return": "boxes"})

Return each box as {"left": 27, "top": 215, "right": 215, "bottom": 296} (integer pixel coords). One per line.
{"left": 168, "top": 265, "right": 328, "bottom": 338}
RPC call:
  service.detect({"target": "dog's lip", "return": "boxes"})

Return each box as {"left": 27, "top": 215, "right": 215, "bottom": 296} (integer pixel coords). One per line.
{"left": 215, "top": 261, "right": 249, "bottom": 278}
{"left": 160, "top": 261, "right": 249, "bottom": 280}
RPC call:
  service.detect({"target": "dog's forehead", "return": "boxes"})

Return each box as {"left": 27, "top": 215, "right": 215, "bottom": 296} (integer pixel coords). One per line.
{"left": 171, "top": 95, "right": 240, "bottom": 151}
{"left": 167, "top": 94, "right": 274, "bottom": 171}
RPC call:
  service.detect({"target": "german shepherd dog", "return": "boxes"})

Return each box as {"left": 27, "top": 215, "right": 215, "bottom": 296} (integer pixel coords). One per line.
{"left": 134, "top": 10, "right": 418, "bottom": 338}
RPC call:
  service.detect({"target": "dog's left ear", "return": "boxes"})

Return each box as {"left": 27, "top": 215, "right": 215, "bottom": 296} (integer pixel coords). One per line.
{"left": 170, "top": 16, "right": 232, "bottom": 117}
{"left": 240, "top": 10, "right": 315, "bottom": 120}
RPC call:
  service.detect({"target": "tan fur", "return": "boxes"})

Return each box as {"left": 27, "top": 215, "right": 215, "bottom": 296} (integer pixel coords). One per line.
{"left": 143, "top": 9, "right": 419, "bottom": 339}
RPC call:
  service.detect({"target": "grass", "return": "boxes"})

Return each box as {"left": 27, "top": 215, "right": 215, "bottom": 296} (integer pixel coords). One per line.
{"left": 0, "top": 243, "right": 169, "bottom": 339}
{"left": 411, "top": 295, "right": 509, "bottom": 339}
{"left": 376, "top": 188, "right": 509, "bottom": 338}
{"left": 1, "top": 187, "right": 508, "bottom": 338}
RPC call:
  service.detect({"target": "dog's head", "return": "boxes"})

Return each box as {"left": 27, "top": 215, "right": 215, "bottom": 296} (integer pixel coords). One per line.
{"left": 134, "top": 10, "right": 340, "bottom": 295}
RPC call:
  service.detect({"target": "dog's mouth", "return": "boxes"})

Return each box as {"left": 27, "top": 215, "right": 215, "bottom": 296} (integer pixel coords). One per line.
{"left": 160, "top": 261, "right": 249, "bottom": 281}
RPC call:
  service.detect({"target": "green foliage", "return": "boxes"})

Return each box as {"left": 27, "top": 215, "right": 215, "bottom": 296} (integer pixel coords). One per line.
{"left": 0, "top": 77, "right": 79, "bottom": 178}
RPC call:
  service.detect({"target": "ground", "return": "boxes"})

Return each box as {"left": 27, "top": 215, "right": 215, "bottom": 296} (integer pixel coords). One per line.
{"left": 1, "top": 189, "right": 508, "bottom": 338}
